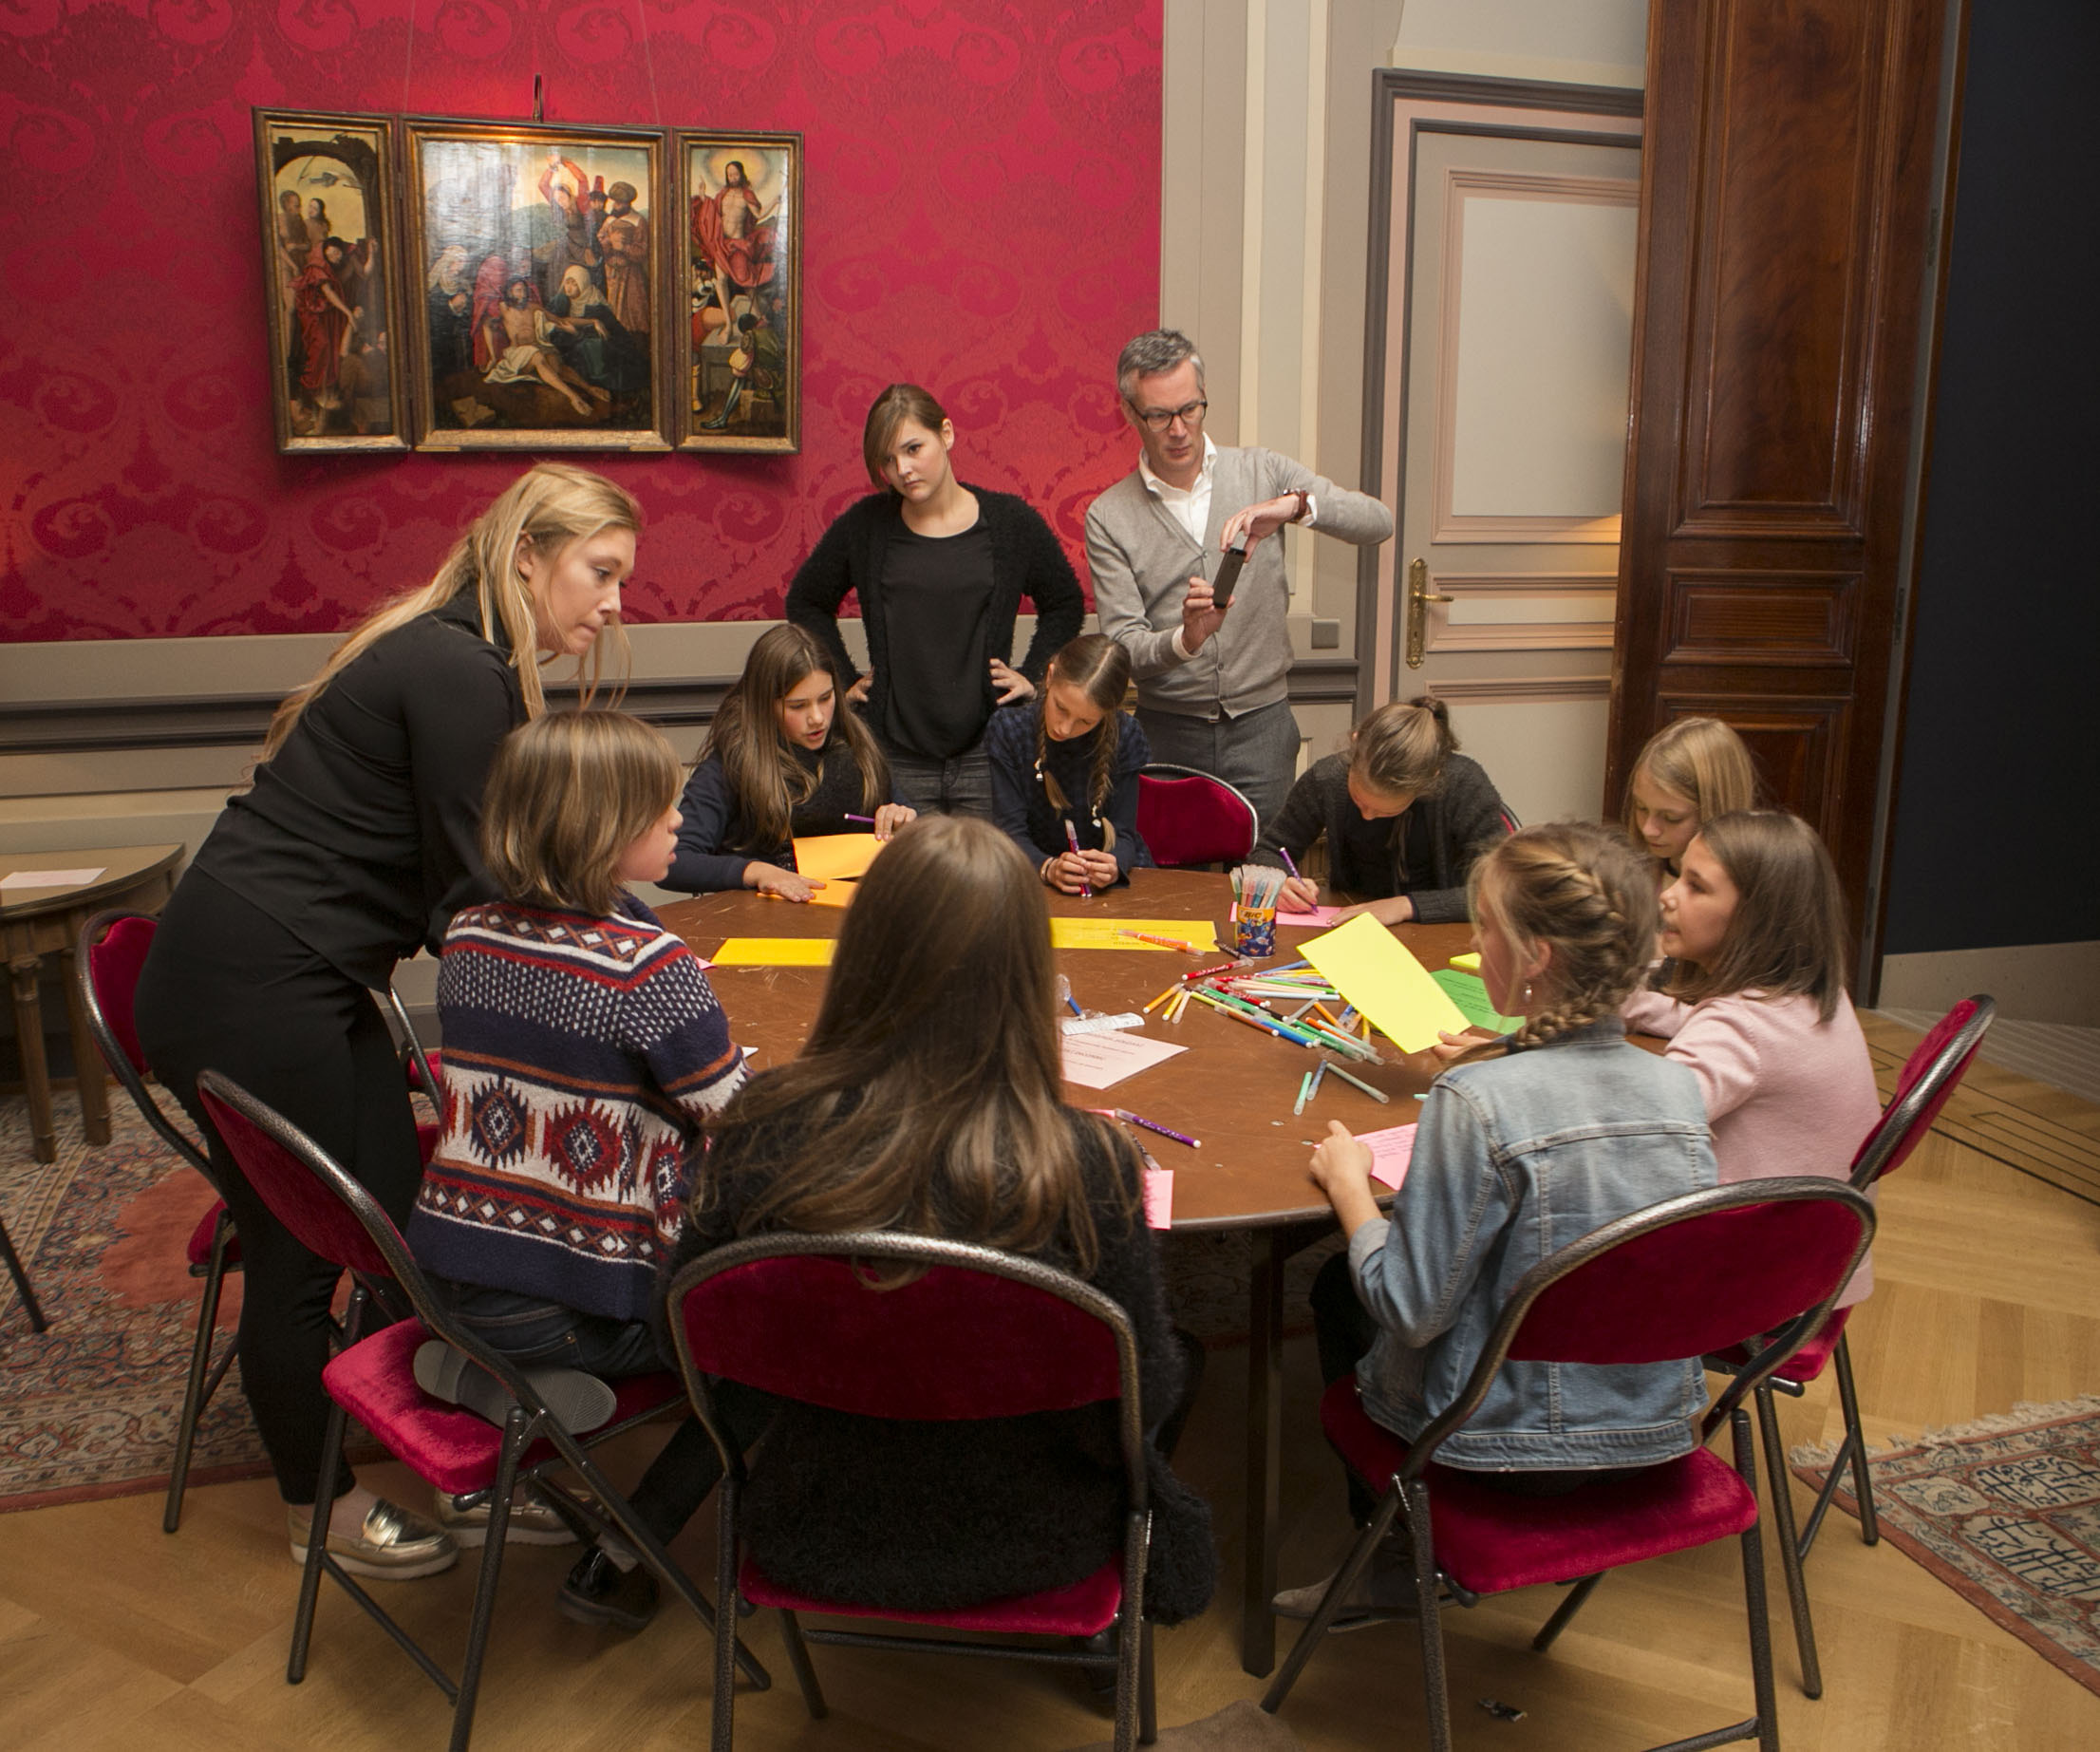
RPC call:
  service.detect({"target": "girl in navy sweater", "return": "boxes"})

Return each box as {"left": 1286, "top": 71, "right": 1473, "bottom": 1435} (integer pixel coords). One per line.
{"left": 665, "top": 624, "right": 914, "bottom": 898}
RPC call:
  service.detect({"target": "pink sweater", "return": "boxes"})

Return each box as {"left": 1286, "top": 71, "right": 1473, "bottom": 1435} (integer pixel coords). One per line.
{"left": 1622, "top": 987, "right": 1880, "bottom": 1305}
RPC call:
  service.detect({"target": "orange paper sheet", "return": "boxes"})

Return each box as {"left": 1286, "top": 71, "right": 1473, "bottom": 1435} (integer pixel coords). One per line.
{"left": 791, "top": 834, "right": 885, "bottom": 882}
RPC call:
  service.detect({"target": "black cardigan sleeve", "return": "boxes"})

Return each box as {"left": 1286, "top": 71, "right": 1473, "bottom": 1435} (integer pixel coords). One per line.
{"left": 1251, "top": 758, "right": 1340, "bottom": 876}
{"left": 1004, "top": 499, "right": 1087, "bottom": 683}
{"left": 783, "top": 506, "right": 870, "bottom": 693}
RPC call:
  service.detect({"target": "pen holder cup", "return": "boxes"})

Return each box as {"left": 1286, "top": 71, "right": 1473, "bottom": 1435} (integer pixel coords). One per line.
{"left": 1234, "top": 905, "right": 1278, "bottom": 960}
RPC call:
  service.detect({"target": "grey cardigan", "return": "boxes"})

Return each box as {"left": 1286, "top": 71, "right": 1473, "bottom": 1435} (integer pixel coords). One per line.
{"left": 1083, "top": 446, "right": 1392, "bottom": 719}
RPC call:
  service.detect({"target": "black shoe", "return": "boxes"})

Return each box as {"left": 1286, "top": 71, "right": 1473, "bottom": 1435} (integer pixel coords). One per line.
{"left": 557, "top": 1547, "right": 661, "bottom": 1631}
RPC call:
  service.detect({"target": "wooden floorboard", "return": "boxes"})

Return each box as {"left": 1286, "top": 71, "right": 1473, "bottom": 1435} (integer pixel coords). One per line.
{"left": 4, "top": 1119, "right": 2098, "bottom": 1747}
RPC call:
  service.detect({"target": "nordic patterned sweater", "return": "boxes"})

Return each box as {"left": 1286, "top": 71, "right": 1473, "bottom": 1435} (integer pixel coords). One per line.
{"left": 407, "top": 894, "right": 745, "bottom": 1324}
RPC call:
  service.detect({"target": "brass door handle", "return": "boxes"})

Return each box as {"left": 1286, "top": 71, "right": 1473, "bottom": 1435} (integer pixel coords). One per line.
{"left": 1405, "top": 557, "right": 1453, "bottom": 669}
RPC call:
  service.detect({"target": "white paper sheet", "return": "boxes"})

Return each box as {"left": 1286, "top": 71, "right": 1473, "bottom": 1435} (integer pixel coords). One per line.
{"left": 1059, "top": 1030, "right": 1188, "bottom": 1090}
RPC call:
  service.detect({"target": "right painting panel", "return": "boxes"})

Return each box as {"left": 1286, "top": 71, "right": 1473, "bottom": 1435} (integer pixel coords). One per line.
{"left": 676, "top": 131, "right": 802, "bottom": 454}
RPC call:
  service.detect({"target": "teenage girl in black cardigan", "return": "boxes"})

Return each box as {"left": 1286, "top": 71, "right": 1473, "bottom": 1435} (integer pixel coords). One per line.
{"left": 784, "top": 383, "right": 1085, "bottom": 819}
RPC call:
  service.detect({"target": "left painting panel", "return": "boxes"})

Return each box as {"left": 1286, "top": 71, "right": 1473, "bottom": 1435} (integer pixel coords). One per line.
{"left": 255, "top": 110, "right": 409, "bottom": 453}
{"left": 404, "top": 120, "right": 670, "bottom": 452}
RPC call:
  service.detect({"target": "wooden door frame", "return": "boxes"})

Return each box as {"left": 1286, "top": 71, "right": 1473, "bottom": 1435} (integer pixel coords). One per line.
{"left": 1356, "top": 69, "right": 1642, "bottom": 723}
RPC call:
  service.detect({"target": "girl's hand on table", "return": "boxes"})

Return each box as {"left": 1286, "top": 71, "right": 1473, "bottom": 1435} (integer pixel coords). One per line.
{"left": 748, "top": 863, "right": 826, "bottom": 903}
{"left": 1042, "top": 850, "right": 1115, "bottom": 895}
{"left": 872, "top": 803, "right": 916, "bottom": 839}
{"left": 1336, "top": 895, "right": 1415, "bottom": 926}
{"left": 1308, "top": 1121, "right": 1383, "bottom": 1232}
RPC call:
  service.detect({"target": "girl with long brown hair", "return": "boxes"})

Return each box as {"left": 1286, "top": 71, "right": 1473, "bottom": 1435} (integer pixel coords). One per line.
{"left": 1276, "top": 821, "right": 1720, "bottom": 1619}
{"left": 663, "top": 815, "right": 1216, "bottom": 1621}
{"left": 664, "top": 624, "right": 914, "bottom": 898}
{"left": 136, "top": 462, "right": 638, "bottom": 1581}
{"left": 784, "top": 383, "right": 1085, "bottom": 819}
{"left": 1622, "top": 810, "right": 1880, "bottom": 1300}
{"left": 985, "top": 632, "right": 1153, "bottom": 892}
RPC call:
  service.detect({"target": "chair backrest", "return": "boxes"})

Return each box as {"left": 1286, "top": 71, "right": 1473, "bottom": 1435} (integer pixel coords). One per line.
{"left": 667, "top": 1231, "right": 1147, "bottom": 1496}
{"left": 77, "top": 910, "right": 215, "bottom": 1179}
{"left": 1136, "top": 764, "right": 1259, "bottom": 868}
{"left": 376, "top": 985, "right": 442, "bottom": 1104}
{"left": 1850, "top": 994, "right": 1995, "bottom": 1189}
{"left": 197, "top": 1071, "right": 398, "bottom": 1280}
{"left": 1403, "top": 1178, "right": 1875, "bottom": 1476}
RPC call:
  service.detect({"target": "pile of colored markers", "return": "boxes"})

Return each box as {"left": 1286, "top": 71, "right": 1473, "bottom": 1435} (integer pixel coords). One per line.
{"left": 1229, "top": 862, "right": 1290, "bottom": 915}
{"left": 1141, "top": 957, "right": 1391, "bottom": 1108}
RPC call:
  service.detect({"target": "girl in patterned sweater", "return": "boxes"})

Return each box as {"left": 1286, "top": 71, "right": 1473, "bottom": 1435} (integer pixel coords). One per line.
{"left": 406, "top": 711, "right": 746, "bottom": 1563}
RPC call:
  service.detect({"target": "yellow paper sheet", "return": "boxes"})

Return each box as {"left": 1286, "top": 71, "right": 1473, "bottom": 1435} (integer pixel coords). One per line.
{"left": 799, "top": 882, "right": 855, "bottom": 910}
{"left": 792, "top": 834, "right": 884, "bottom": 882}
{"left": 1300, "top": 914, "right": 1468, "bottom": 1053}
{"left": 711, "top": 937, "right": 836, "bottom": 967}
{"left": 1449, "top": 951, "right": 1481, "bottom": 970}
{"left": 1049, "top": 918, "right": 1222, "bottom": 952}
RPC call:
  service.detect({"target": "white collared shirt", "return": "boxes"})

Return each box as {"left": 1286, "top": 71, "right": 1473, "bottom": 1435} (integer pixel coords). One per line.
{"left": 1138, "top": 435, "right": 1218, "bottom": 548}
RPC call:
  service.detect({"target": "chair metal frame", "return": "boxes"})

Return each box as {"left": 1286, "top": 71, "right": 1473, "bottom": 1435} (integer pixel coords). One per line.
{"left": 75, "top": 908, "right": 240, "bottom": 1530}
{"left": 1740, "top": 993, "right": 1996, "bottom": 1699}
{"left": 666, "top": 1229, "right": 1159, "bottom": 1752}
{"left": 1135, "top": 763, "right": 1260, "bottom": 869}
{"left": 1261, "top": 1177, "right": 1876, "bottom": 1752}
{"left": 196, "top": 1070, "right": 770, "bottom": 1752}
{"left": 0, "top": 1212, "right": 46, "bottom": 1332}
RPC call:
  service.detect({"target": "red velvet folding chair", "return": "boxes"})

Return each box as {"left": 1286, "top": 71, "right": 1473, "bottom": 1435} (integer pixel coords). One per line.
{"left": 1261, "top": 1178, "right": 1876, "bottom": 1752}
{"left": 1722, "top": 992, "right": 1995, "bottom": 1698}
{"left": 1136, "top": 763, "right": 1259, "bottom": 868}
{"left": 77, "top": 909, "right": 241, "bottom": 1531}
{"left": 666, "top": 1230, "right": 1159, "bottom": 1752}
{"left": 196, "top": 1070, "right": 769, "bottom": 1752}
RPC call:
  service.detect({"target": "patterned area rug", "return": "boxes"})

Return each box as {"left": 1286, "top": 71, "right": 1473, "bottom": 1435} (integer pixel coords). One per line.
{"left": 1791, "top": 1395, "right": 2100, "bottom": 1697}
{"left": 0, "top": 1090, "right": 269, "bottom": 1512}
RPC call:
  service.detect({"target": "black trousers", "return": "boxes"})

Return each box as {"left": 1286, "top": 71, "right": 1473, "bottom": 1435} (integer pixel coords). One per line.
{"left": 136, "top": 870, "right": 424, "bottom": 1506}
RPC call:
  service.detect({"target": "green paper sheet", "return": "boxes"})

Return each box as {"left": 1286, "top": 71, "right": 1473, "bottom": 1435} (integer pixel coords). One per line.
{"left": 1429, "top": 968, "right": 1523, "bottom": 1034}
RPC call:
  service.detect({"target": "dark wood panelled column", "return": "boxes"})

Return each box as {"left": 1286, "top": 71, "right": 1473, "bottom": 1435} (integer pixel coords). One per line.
{"left": 1605, "top": 0, "right": 1952, "bottom": 942}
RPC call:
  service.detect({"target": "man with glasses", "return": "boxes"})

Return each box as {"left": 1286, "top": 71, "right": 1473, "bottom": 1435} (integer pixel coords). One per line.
{"left": 1086, "top": 329, "right": 1393, "bottom": 829}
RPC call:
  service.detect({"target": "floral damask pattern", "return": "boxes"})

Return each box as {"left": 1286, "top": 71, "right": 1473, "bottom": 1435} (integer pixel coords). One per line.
{"left": 0, "top": 1, "right": 1162, "bottom": 640}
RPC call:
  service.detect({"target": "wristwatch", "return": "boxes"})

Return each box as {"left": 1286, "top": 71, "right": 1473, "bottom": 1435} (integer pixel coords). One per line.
{"left": 1285, "top": 489, "right": 1311, "bottom": 524}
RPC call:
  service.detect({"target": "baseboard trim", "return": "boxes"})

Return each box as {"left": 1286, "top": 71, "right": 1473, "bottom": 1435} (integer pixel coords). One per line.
{"left": 1877, "top": 940, "right": 2100, "bottom": 1027}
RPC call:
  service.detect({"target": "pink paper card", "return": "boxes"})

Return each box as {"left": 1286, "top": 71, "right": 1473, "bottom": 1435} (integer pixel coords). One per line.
{"left": 1144, "top": 1168, "right": 1173, "bottom": 1229}
{"left": 1232, "top": 902, "right": 1345, "bottom": 927}
{"left": 1357, "top": 1123, "right": 1417, "bottom": 1191}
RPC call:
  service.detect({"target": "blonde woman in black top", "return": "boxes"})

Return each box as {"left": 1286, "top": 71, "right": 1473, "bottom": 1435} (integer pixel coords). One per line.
{"left": 137, "top": 462, "right": 637, "bottom": 1578}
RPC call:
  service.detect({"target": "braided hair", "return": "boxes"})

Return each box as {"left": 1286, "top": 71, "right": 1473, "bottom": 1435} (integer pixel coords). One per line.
{"left": 1033, "top": 634, "right": 1132, "bottom": 844}
{"left": 1456, "top": 820, "right": 1659, "bottom": 1057}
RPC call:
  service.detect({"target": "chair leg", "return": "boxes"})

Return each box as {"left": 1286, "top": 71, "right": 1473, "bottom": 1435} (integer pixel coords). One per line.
{"left": 1260, "top": 1479, "right": 1403, "bottom": 1714}
{"left": 1138, "top": 1619, "right": 1157, "bottom": 1747}
{"left": 0, "top": 1214, "right": 47, "bottom": 1333}
{"left": 1530, "top": 1573, "right": 1603, "bottom": 1652}
{"left": 1732, "top": 1407, "right": 1782, "bottom": 1752}
{"left": 1832, "top": 1334, "right": 1878, "bottom": 1547}
{"left": 288, "top": 1398, "right": 350, "bottom": 1684}
{"left": 1754, "top": 1381, "right": 1822, "bottom": 1699}
{"left": 777, "top": 1611, "right": 826, "bottom": 1721}
{"left": 165, "top": 1218, "right": 234, "bottom": 1533}
{"left": 711, "top": 1479, "right": 741, "bottom": 1752}
{"left": 447, "top": 1418, "right": 523, "bottom": 1752}
{"left": 1406, "top": 1482, "right": 1454, "bottom": 1752}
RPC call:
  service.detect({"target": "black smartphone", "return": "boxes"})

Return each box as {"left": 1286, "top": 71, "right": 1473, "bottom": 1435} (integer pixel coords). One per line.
{"left": 1211, "top": 538, "right": 1250, "bottom": 609}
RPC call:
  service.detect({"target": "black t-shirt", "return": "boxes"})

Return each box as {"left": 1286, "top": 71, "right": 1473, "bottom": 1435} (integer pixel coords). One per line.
{"left": 877, "top": 518, "right": 995, "bottom": 760}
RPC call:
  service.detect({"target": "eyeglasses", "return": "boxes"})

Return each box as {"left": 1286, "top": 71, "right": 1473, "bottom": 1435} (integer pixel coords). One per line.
{"left": 1128, "top": 398, "right": 1208, "bottom": 432}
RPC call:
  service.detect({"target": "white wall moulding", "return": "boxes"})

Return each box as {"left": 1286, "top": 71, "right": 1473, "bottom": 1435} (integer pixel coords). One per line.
{"left": 1416, "top": 674, "right": 1611, "bottom": 704}
{"left": 1429, "top": 571, "right": 1621, "bottom": 594}
{"left": 1429, "top": 623, "right": 1614, "bottom": 652}
{"left": 1432, "top": 168, "right": 1640, "bottom": 543}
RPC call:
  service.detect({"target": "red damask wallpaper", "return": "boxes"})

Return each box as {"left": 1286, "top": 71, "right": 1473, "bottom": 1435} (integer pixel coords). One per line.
{"left": 0, "top": 1, "right": 1161, "bottom": 641}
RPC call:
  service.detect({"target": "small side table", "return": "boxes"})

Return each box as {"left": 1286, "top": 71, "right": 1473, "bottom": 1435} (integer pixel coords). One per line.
{"left": 2, "top": 846, "right": 182, "bottom": 1163}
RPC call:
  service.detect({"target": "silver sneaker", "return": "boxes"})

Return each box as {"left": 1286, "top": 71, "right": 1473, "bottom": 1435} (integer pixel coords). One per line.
{"left": 289, "top": 1497, "right": 459, "bottom": 1579}
{"left": 434, "top": 1486, "right": 579, "bottom": 1548}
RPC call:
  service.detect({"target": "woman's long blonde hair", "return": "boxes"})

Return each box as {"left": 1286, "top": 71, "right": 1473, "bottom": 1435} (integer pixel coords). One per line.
{"left": 1622, "top": 717, "right": 1755, "bottom": 848}
{"left": 261, "top": 462, "right": 639, "bottom": 759}
{"left": 700, "top": 815, "right": 1128, "bottom": 1277}
{"left": 704, "top": 625, "right": 890, "bottom": 851}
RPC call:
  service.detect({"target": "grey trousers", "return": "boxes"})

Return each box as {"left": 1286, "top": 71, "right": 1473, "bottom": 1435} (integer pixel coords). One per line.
{"left": 1135, "top": 700, "right": 1302, "bottom": 836}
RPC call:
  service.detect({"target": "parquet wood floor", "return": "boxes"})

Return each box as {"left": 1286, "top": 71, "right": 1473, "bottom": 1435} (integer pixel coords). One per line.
{"left": 3, "top": 1083, "right": 2096, "bottom": 1748}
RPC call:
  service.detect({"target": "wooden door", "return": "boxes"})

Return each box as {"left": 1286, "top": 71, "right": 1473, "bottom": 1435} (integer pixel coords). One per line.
{"left": 1603, "top": 0, "right": 1953, "bottom": 952}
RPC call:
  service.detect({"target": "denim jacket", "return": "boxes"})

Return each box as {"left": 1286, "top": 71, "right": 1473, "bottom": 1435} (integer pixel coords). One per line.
{"left": 1349, "top": 1018, "right": 1718, "bottom": 1471}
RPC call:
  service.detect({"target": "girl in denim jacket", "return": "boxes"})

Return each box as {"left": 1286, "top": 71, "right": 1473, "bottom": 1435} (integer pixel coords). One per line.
{"left": 1278, "top": 821, "right": 1719, "bottom": 1621}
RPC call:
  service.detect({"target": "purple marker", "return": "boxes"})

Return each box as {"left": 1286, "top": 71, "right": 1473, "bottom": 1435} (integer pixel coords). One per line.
{"left": 844, "top": 813, "right": 876, "bottom": 825}
{"left": 1116, "top": 1108, "right": 1199, "bottom": 1149}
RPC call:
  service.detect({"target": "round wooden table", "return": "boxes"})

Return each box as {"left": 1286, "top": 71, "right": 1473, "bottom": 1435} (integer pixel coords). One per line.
{"left": 2, "top": 845, "right": 182, "bottom": 1164}
{"left": 656, "top": 866, "right": 1472, "bottom": 1676}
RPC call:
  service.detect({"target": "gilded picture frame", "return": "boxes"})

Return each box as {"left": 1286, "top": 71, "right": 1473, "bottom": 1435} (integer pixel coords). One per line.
{"left": 675, "top": 130, "right": 802, "bottom": 454}
{"left": 402, "top": 118, "right": 671, "bottom": 452}
{"left": 254, "top": 108, "right": 409, "bottom": 454}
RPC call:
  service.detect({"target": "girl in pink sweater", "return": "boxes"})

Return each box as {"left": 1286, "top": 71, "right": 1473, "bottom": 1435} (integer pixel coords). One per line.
{"left": 1622, "top": 810, "right": 1881, "bottom": 1303}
